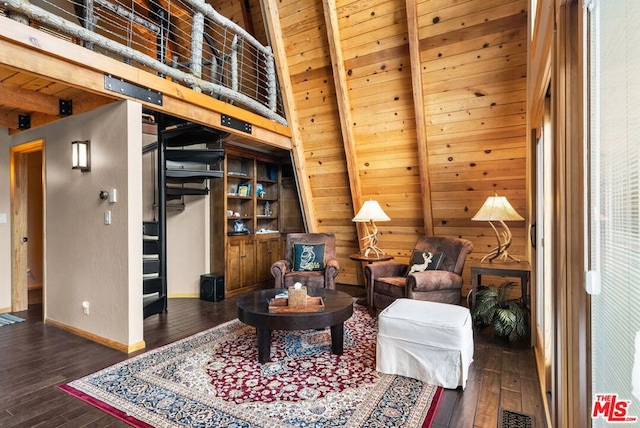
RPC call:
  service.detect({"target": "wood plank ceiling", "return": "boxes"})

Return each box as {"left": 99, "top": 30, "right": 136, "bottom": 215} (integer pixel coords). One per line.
{"left": 266, "top": 0, "right": 528, "bottom": 287}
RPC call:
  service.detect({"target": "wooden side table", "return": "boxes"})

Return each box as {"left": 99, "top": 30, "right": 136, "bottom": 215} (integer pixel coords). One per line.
{"left": 349, "top": 253, "right": 394, "bottom": 306}
{"left": 349, "top": 254, "right": 394, "bottom": 264}
{"left": 470, "top": 261, "right": 532, "bottom": 345}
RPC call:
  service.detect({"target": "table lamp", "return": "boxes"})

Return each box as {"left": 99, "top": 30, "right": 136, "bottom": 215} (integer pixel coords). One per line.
{"left": 352, "top": 200, "right": 391, "bottom": 257}
{"left": 472, "top": 193, "right": 524, "bottom": 263}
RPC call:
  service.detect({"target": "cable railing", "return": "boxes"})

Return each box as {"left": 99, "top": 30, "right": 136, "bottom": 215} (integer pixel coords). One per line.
{"left": 1, "top": 0, "right": 286, "bottom": 125}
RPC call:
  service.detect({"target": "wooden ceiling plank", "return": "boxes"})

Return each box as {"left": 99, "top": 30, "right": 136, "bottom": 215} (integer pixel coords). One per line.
{"left": 1, "top": 71, "right": 41, "bottom": 88}
{"left": 423, "top": 37, "right": 526, "bottom": 76}
{"left": 424, "top": 78, "right": 526, "bottom": 105}
{"left": 420, "top": 13, "right": 526, "bottom": 50}
{"left": 423, "top": 64, "right": 527, "bottom": 94}
{"left": 37, "top": 82, "right": 78, "bottom": 96}
{"left": 429, "top": 101, "right": 525, "bottom": 126}
{"left": 0, "top": 68, "right": 19, "bottom": 81}
{"left": 418, "top": 0, "right": 524, "bottom": 38}
{"left": 426, "top": 52, "right": 527, "bottom": 84}
{"left": 425, "top": 89, "right": 525, "bottom": 116}
{"left": 422, "top": 26, "right": 526, "bottom": 61}
{"left": 21, "top": 76, "right": 55, "bottom": 92}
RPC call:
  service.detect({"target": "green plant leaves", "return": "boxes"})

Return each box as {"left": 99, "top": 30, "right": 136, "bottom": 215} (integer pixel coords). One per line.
{"left": 471, "top": 282, "right": 528, "bottom": 342}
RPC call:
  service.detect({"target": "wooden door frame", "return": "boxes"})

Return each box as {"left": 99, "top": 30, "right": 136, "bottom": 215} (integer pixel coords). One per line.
{"left": 10, "top": 139, "right": 44, "bottom": 313}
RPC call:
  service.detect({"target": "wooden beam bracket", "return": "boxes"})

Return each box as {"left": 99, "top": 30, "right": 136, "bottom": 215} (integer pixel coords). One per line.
{"left": 18, "top": 114, "right": 30, "bottom": 129}
{"left": 59, "top": 99, "right": 73, "bottom": 116}
{"left": 221, "top": 114, "right": 252, "bottom": 134}
{"left": 104, "top": 74, "right": 163, "bottom": 106}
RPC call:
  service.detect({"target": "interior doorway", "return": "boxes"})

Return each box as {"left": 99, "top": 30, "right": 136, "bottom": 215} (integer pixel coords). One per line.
{"left": 10, "top": 139, "right": 44, "bottom": 314}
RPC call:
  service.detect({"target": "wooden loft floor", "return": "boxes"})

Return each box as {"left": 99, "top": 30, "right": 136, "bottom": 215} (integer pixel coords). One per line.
{"left": 1, "top": 286, "right": 547, "bottom": 427}
{"left": 0, "top": 16, "right": 291, "bottom": 154}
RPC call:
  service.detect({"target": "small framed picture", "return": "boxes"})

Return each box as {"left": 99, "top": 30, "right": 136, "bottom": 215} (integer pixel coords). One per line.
{"left": 237, "top": 183, "right": 250, "bottom": 197}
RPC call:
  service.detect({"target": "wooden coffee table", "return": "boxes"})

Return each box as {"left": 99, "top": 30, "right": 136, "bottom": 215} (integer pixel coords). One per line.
{"left": 237, "top": 287, "right": 354, "bottom": 363}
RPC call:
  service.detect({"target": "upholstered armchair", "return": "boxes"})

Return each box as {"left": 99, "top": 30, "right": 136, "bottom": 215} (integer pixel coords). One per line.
{"left": 364, "top": 236, "right": 473, "bottom": 313}
{"left": 271, "top": 233, "right": 340, "bottom": 290}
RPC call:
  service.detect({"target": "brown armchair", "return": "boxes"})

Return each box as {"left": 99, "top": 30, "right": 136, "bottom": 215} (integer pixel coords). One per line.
{"left": 271, "top": 233, "right": 340, "bottom": 290}
{"left": 364, "top": 236, "right": 473, "bottom": 313}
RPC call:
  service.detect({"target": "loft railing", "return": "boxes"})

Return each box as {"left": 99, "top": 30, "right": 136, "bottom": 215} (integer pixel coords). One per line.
{"left": 1, "top": 0, "right": 286, "bottom": 125}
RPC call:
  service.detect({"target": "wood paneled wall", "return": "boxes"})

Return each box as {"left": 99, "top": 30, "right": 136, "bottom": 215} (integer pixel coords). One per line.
{"left": 268, "top": 0, "right": 528, "bottom": 291}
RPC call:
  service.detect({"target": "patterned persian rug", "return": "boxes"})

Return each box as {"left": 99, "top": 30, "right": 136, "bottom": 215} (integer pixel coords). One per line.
{"left": 60, "top": 305, "right": 442, "bottom": 427}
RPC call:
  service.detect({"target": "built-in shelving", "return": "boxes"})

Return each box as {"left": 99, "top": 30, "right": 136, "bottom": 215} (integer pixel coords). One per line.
{"left": 211, "top": 148, "right": 284, "bottom": 298}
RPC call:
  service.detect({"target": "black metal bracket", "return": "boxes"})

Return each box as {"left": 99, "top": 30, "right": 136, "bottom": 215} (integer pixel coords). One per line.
{"left": 104, "top": 75, "right": 163, "bottom": 106}
{"left": 59, "top": 99, "right": 73, "bottom": 116}
{"left": 221, "top": 115, "right": 252, "bottom": 134}
{"left": 18, "top": 114, "right": 30, "bottom": 129}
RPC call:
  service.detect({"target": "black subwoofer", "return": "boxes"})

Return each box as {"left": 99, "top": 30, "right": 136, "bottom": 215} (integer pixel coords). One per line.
{"left": 200, "top": 273, "right": 224, "bottom": 302}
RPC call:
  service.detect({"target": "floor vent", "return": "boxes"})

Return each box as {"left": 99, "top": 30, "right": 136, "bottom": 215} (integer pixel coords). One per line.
{"left": 498, "top": 408, "right": 536, "bottom": 428}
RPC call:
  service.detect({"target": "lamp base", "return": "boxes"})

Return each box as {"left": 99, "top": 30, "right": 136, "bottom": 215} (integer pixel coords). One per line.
{"left": 480, "top": 248, "right": 520, "bottom": 263}
{"left": 479, "top": 220, "right": 520, "bottom": 263}
{"left": 360, "top": 246, "right": 386, "bottom": 258}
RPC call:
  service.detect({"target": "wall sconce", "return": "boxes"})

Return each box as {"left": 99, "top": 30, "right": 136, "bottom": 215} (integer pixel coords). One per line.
{"left": 352, "top": 200, "right": 391, "bottom": 257}
{"left": 71, "top": 140, "right": 90, "bottom": 172}
{"left": 472, "top": 193, "right": 524, "bottom": 263}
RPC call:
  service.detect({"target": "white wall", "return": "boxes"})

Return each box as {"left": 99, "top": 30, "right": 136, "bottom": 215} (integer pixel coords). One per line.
{"left": 167, "top": 196, "right": 210, "bottom": 296}
{"left": 0, "top": 100, "right": 143, "bottom": 347}
{"left": 0, "top": 131, "right": 11, "bottom": 312}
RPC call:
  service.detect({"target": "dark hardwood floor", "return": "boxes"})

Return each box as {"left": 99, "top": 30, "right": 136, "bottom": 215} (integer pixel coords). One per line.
{"left": 0, "top": 286, "right": 547, "bottom": 427}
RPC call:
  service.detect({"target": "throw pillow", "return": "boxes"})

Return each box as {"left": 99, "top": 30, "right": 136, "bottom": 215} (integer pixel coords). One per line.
{"left": 406, "top": 251, "right": 444, "bottom": 276}
{"left": 292, "top": 243, "right": 326, "bottom": 271}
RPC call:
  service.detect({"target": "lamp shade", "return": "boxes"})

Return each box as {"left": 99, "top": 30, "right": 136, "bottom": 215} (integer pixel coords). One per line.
{"left": 352, "top": 200, "right": 391, "bottom": 222}
{"left": 472, "top": 195, "right": 523, "bottom": 222}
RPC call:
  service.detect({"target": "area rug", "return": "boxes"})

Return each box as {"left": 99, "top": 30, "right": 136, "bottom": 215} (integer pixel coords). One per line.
{"left": 0, "top": 313, "right": 25, "bottom": 326}
{"left": 60, "top": 305, "right": 442, "bottom": 427}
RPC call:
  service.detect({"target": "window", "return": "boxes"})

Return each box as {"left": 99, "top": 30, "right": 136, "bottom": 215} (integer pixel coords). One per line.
{"left": 587, "top": 1, "right": 640, "bottom": 424}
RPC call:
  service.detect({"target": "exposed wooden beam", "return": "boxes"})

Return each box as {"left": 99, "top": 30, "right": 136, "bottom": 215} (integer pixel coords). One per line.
{"left": 0, "top": 81, "right": 61, "bottom": 116}
{"left": 321, "top": 0, "right": 365, "bottom": 243}
{"left": 17, "top": 92, "right": 117, "bottom": 133}
{"left": 261, "top": 0, "right": 316, "bottom": 230}
{"left": 0, "top": 81, "right": 117, "bottom": 132}
{"left": 0, "top": 109, "right": 21, "bottom": 129}
{"left": 406, "top": 0, "right": 434, "bottom": 236}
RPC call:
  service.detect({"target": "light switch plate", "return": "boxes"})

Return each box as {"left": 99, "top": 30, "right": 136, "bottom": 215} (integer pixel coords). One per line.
{"left": 104, "top": 210, "right": 111, "bottom": 225}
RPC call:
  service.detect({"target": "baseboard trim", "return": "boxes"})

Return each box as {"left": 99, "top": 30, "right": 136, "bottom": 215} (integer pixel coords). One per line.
{"left": 168, "top": 293, "right": 199, "bottom": 298}
{"left": 45, "top": 318, "right": 146, "bottom": 353}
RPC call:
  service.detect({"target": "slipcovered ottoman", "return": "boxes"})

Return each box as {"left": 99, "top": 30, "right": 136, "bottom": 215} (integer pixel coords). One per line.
{"left": 376, "top": 298, "right": 474, "bottom": 389}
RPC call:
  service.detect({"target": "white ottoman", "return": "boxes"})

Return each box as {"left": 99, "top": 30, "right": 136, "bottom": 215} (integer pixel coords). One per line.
{"left": 376, "top": 298, "right": 474, "bottom": 389}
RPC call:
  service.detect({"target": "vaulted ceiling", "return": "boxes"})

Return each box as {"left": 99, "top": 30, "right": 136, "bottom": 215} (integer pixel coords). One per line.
{"left": 0, "top": 0, "right": 529, "bottom": 289}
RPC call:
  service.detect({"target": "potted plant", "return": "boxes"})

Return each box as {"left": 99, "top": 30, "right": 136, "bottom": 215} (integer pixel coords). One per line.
{"left": 472, "top": 281, "right": 528, "bottom": 342}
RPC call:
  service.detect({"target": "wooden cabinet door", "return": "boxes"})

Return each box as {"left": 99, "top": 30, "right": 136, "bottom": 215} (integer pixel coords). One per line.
{"left": 256, "top": 235, "right": 280, "bottom": 284}
{"left": 226, "top": 239, "right": 242, "bottom": 292}
{"left": 242, "top": 238, "right": 257, "bottom": 287}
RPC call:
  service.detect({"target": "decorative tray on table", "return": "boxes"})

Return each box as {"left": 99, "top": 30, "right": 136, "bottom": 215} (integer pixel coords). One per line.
{"left": 268, "top": 297, "right": 325, "bottom": 313}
